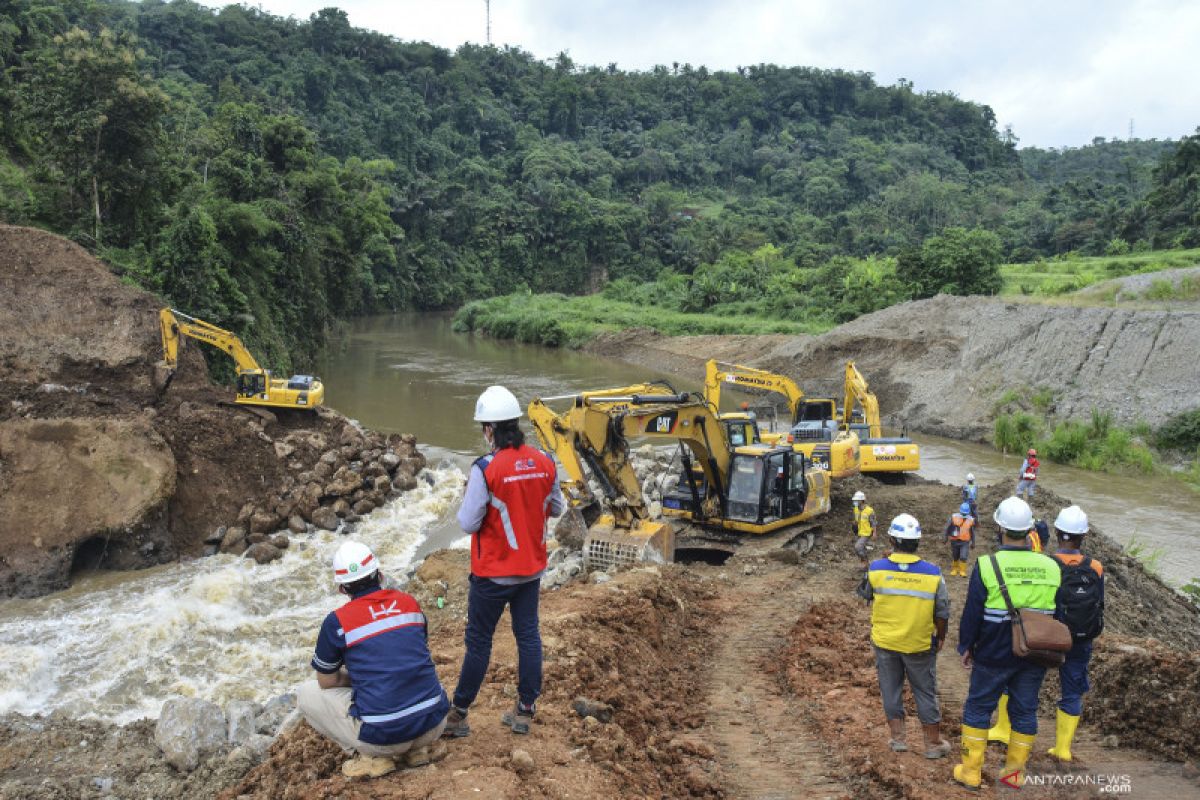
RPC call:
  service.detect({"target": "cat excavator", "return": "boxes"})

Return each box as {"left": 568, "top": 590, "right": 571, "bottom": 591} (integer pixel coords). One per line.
{"left": 528, "top": 389, "right": 830, "bottom": 570}
{"left": 158, "top": 308, "right": 324, "bottom": 410}
{"left": 841, "top": 361, "right": 920, "bottom": 474}
{"left": 703, "top": 360, "right": 860, "bottom": 479}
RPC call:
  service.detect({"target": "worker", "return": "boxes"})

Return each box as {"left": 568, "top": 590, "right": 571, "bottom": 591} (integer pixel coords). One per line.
{"left": 961, "top": 473, "right": 978, "bottom": 519}
{"left": 1016, "top": 449, "right": 1039, "bottom": 499}
{"left": 1047, "top": 505, "right": 1104, "bottom": 761}
{"left": 954, "top": 496, "right": 1063, "bottom": 790}
{"left": 856, "top": 513, "right": 952, "bottom": 759}
{"left": 851, "top": 490, "right": 876, "bottom": 566}
{"left": 298, "top": 542, "right": 450, "bottom": 779}
{"left": 443, "top": 386, "right": 565, "bottom": 738}
{"left": 943, "top": 502, "right": 975, "bottom": 577}
{"left": 1028, "top": 516, "right": 1049, "bottom": 553}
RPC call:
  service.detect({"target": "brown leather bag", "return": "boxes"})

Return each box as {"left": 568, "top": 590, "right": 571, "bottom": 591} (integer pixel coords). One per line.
{"left": 989, "top": 554, "right": 1072, "bottom": 668}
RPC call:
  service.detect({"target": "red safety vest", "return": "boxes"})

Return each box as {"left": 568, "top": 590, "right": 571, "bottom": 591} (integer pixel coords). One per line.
{"left": 949, "top": 513, "right": 974, "bottom": 542}
{"left": 473, "top": 445, "right": 557, "bottom": 578}
{"left": 1021, "top": 458, "right": 1039, "bottom": 481}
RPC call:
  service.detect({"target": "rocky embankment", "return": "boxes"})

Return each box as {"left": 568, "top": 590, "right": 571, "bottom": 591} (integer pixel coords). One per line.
{"left": 586, "top": 293, "right": 1200, "bottom": 440}
{"left": 0, "top": 224, "right": 425, "bottom": 597}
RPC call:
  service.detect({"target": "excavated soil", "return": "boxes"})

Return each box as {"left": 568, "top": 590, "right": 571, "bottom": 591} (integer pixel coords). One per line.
{"left": 585, "top": 291, "right": 1200, "bottom": 439}
{"left": 0, "top": 225, "right": 426, "bottom": 599}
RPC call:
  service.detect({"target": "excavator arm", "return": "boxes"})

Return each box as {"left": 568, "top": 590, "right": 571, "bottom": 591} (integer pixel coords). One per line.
{"left": 704, "top": 359, "right": 805, "bottom": 422}
{"left": 159, "top": 308, "right": 262, "bottom": 373}
{"left": 843, "top": 361, "right": 882, "bottom": 439}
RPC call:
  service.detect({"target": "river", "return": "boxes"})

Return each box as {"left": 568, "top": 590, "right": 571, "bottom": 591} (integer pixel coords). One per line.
{"left": 0, "top": 312, "right": 1194, "bottom": 722}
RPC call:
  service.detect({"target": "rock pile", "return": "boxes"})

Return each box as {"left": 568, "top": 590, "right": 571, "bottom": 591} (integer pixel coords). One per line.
{"left": 209, "top": 424, "right": 428, "bottom": 564}
{"left": 153, "top": 693, "right": 299, "bottom": 773}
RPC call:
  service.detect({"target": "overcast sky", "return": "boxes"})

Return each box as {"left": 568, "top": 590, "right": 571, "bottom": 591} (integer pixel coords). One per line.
{"left": 193, "top": 0, "right": 1199, "bottom": 148}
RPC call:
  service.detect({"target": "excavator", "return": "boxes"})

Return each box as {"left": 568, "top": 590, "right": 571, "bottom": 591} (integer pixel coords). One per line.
{"left": 528, "top": 389, "right": 830, "bottom": 570}
{"left": 158, "top": 308, "right": 325, "bottom": 410}
{"left": 841, "top": 361, "right": 920, "bottom": 474}
{"left": 703, "top": 360, "right": 860, "bottom": 479}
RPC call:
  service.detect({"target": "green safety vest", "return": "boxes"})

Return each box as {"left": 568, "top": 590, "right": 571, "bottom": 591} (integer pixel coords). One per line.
{"left": 979, "top": 549, "right": 1060, "bottom": 613}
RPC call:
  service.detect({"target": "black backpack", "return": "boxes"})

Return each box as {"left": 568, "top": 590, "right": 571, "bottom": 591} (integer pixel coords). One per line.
{"left": 1057, "top": 556, "right": 1104, "bottom": 641}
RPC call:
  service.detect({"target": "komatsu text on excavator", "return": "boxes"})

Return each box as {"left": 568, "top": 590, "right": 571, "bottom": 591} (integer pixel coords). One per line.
{"left": 703, "top": 360, "right": 860, "bottom": 479}
{"left": 529, "top": 388, "right": 830, "bottom": 570}
{"left": 158, "top": 308, "right": 325, "bottom": 410}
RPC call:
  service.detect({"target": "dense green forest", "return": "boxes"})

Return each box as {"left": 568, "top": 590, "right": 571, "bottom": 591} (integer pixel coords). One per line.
{"left": 0, "top": 0, "right": 1197, "bottom": 366}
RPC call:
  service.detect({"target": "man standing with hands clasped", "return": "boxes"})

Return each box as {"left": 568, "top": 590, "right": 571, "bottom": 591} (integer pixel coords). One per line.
{"left": 857, "top": 513, "right": 952, "bottom": 759}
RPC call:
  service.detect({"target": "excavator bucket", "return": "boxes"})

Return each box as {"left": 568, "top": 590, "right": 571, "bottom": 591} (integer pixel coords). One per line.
{"left": 582, "top": 514, "right": 675, "bottom": 572}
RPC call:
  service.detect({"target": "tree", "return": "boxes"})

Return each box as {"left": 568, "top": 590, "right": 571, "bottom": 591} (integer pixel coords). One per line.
{"left": 897, "top": 227, "right": 1004, "bottom": 298}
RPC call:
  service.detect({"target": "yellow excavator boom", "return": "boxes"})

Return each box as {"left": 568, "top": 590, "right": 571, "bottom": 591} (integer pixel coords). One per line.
{"left": 841, "top": 360, "right": 919, "bottom": 473}
{"left": 705, "top": 359, "right": 804, "bottom": 422}
{"left": 160, "top": 308, "right": 262, "bottom": 372}
{"left": 843, "top": 361, "right": 882, "bottom": 438}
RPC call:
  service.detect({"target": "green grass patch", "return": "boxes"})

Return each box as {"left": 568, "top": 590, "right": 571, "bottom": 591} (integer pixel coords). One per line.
{"left": 992, "top": 408, "right": 1154, "bottom": 474}
{"left": 999, "top": 247, "right": 1200, "bottom": 296}
{"left": 453, "top": 292, "right": 831, "bottom": 348}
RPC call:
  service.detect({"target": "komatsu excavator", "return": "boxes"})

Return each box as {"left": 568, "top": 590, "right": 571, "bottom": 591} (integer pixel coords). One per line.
{"left": 528, "top": 389, "right": 830, "bottom": 570}
{"left": 158, "top": 308, "right": 324, "bottom": 410}
{"left": 841, "top": 361, "right": 920, "bottom": 474}
{"left": 703, "top": 360, "right": 860, "bottom": 479}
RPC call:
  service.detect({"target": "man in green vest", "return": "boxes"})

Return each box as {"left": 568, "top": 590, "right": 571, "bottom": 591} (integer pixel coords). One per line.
{"left": 857, "top": 513, "right": 952, "bottom": 758}
{"left": 954, "top": 496, "right": 1064, "bottom": 790}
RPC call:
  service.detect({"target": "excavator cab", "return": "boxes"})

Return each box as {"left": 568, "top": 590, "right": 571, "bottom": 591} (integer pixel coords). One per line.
{"left": 721, "top": 414, "right": 762, "bottom": 447}
{"left": 723, "top": 447, "right": 810, "bottom": 525}
{"left": 236, "top": 371, "right": 267, "bottom": 399}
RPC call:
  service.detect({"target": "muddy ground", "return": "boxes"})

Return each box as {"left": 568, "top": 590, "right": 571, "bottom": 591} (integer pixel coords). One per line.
{"left": 584, "top": 291, "right": 1200, "bottom": 440}
{"left": 0, "top": 225, "right": 424, "bottom": 597}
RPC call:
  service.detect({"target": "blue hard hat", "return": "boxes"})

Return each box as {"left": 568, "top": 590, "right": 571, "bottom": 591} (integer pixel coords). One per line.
{"left": 959, "top": 502, "right": 972, "bottom": 515}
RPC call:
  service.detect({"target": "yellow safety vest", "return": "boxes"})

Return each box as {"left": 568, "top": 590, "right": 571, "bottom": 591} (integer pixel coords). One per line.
{"left": 867, "top": 553, "right": 942, "bottom": 653}
{"left": 854, "top": 504, "right": 875, "bottom": 537}
{"left": 979, "top": 549, "right": 1060, "bottom": 614}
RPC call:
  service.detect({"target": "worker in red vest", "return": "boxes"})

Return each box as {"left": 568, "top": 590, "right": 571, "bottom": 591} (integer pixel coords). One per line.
{"left": 443, "top": 386, "right": 565, "bottom": 739}
{"left": 1016, "top": 449, "right": 1039, "bottom": 499}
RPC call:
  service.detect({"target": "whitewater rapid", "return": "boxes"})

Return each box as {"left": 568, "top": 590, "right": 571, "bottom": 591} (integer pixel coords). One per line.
{"left": 0, "top": 462, "right": 465, "bottom": 724}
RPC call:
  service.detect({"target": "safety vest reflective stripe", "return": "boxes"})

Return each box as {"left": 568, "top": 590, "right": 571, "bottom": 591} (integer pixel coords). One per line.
{"left": 359, "top": 694, "right": 444, "bottom": 725}
{"left": 344, "top": 613, "right": 425, "bottom": 646}
{"left": 488, "top": 495, "right": 520, "bottom": 550}
{"left": 874, "top": 587, "right": 937, "bottom": 600}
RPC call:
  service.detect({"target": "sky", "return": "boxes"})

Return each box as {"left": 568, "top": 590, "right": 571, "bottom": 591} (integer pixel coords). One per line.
{"left": 192, "top": 0, "right": 1200, "bottom": 149}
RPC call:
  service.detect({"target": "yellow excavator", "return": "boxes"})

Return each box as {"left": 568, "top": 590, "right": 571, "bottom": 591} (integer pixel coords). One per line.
{"left": 158, "top": 308, "right": 325, "bottom": 410}
{"left": 841, "top": 361, "right": 919, "bottom": 474}
{"left": 703, "top": 360, "right": 860, "bottom": 479}
{"left": 528, "top": 389, "right": 830, "bottom": 570}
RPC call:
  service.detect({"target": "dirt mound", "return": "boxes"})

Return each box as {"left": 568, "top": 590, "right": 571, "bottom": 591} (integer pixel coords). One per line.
{"left": 585, "top": 295, "right": 1200, "bottom": 439}
{"left": 224, "top": 564, "right": 720, "bottom": 800}
{"left": 0, "top": 225, "right": 428, "bottom": 597}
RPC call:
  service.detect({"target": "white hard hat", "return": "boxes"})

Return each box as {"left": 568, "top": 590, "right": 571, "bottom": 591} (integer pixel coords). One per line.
{"left": 889, "top": 513, "right": 922, "bottom": 539}
{"left": 332, "top": 541, "right": 379, "bottom": 584}
{"left": 1054, "top": 505, "right": 1089, "bottom": 535}
{"left": 993, "top": 496, "right": 1034, "bottom": 532}
{"left": 852, "top": 490, "right": 866, "bottom": 503}
{"left": 966, "top": 473, "right": 975, "bottom": 482}
{"left": 474, "top": 385, "right": 522, "bottom": 422}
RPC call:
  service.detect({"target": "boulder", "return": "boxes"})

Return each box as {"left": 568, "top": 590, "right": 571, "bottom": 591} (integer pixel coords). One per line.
{"left": 249, "top": 511, "right": 280, "bottom": 534}
{"left": 245, "top": 532, "right": 268, "bottom": 546}
{"left": 372, "top": 475, "right": 392, "bottom": 494}
{"left": 311, "top": 507, "right": 339, "bottom": 531}
{"left": 225, "top": 700, "right": 258, "bottom": 745}
{"left": 270, "top": 534, "right": 290, "bottom": 550}
{"left": 219, "top": 527, "right": 247, "bottom": 554}
{"left": 319, "top": 450, "right": 340, "bottom": 466}
{"left": 393, "top": 472, "right": 418, "bottom": 492}
{"left": 255, "top": 693, "right": 297, "bottom": 735}
{"left": 313, "top": 461, "right": 333, "bottom": 481}
{"left": 155, "top": 697, "right": 226, "bottom": 772}
{"left": 510, "top": 748, "right": 535, "bottom": 777}
{"left": 380, "top": 452, "right": 401, "bottom": 471}
{"left": 332, "top": 498, "right": 351, "bottom": 517}
{"left": 273, "top": 441, "right": 295, "bottom": 460}
{"left": 351, "top": 499, "right": 375, "bottom": 516}
{"left": 243, "top": 542, "right": 282, "bottom": 564}
{"left": 338, "top": 425, "right": 364, "bottom": 446}
{"left": 287, "top": 515, "right": 307, "bottom": 535}
{"left": 204, "top": 527, "right": 226, "bottom": 545}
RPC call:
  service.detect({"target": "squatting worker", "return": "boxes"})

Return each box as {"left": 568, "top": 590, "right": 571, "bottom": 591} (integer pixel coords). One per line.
{"left": 298, "top": 541, "right": 450, "bottom": 780}
{"left": 443, "top": 385, "right": 565, "bottom": 738}
{"left": 954, "top": 496, "right": 1063, "bottom": 790}
{"left": 856, "top": 513, "right": 952, "bottom": 759}
{"left": 851, "top": 490, "right": 876, "bottom": 566}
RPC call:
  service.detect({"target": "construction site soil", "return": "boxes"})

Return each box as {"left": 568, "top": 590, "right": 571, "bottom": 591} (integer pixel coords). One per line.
{"left": 584, "top": 292, "right": 1200, "bottom": 440}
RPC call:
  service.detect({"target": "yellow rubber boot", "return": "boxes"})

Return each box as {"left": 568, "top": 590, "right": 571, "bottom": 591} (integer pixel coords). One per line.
{"left": 1047, "top": 709, "right": 1080, "bottom": 761}
{"left": 957, "top": 560, "right": 967, "bottom": 576}
{"left": 987, "top": 694, "right": 1012, "bottom": 744}
{"left": 950, "top": 560, "right": 959, "bottom": 576}
{"left": 953, "top": 725, "right": 988, "bottom": 790}
{"left": 1000, "top": 731, "right": 1036, "bottom": 789}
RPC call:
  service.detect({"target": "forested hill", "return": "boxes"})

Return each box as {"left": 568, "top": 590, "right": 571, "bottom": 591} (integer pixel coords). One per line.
{"left": 0, "top": 1, "right": 1194, "bottom": 367}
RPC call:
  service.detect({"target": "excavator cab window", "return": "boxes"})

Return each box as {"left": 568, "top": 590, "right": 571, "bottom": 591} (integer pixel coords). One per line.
{"left": 724, "top": 419, "right": 760, "bottom": 447}
{"left": 237, "top": 373, "right": 266, "bottom": 397}
{"left": 726, "top": 455, "right": 765, "bottom": 523}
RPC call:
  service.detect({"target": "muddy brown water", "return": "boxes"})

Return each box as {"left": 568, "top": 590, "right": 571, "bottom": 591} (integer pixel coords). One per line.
{"left": 0, "top": 312, "right": 1195, "bottom": 724}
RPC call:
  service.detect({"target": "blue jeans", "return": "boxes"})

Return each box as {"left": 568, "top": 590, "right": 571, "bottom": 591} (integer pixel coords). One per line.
{"left": 962, "top": 660, "right": 1048, "bottom": 735}
{"left": 452, "top": 575, "right": 542, "bottom": 711}
{"left": 1016, "top": 479, "right": 1036, "bottom": 498}
{"left": 950, "top": 540, "right": 971, "bottom": 561}
{"left": 1058, "top": 639, "right": 1092, "bottom": 715}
